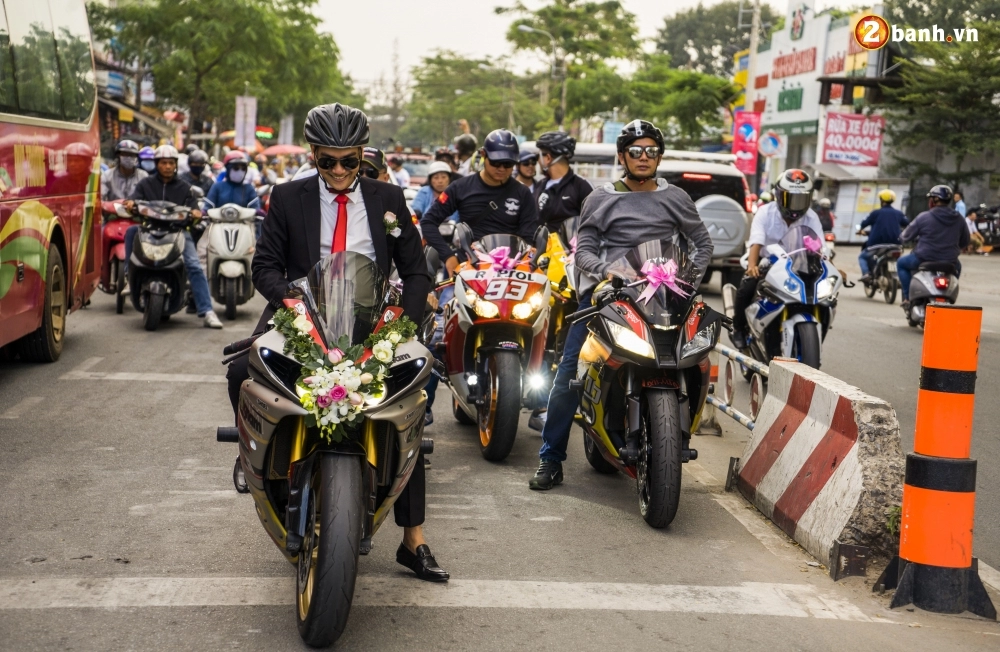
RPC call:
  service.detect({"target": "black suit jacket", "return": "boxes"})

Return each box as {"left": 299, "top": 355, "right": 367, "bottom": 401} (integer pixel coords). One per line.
{"left": 249, "top": 174, "right": 430, "bottom": 334}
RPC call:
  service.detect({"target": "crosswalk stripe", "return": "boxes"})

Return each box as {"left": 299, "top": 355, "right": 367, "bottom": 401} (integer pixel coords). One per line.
{"left": 0, "top": 576, "right": 874, "bottom": 621}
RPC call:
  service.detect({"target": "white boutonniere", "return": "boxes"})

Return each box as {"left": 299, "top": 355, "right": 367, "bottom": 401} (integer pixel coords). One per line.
{"left": 384, "top": 211, "right": 401, "bottom": 237}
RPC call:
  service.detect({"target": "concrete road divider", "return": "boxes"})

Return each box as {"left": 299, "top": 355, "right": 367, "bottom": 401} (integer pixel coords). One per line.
{"left": 735, "top": 359, "right": 905, "bottom": 569}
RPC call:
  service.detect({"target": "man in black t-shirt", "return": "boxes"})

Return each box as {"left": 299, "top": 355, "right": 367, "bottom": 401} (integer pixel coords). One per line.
{"left": 421, "top": 129, "right": 540, "bottom": 276}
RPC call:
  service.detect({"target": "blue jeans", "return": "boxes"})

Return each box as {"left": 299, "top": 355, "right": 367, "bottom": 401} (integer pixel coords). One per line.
{"left": 897, "top": 253, "right": 962, "bottom": 300}
{"left": 424, "top": 284, "right": 454, "bottom": 411}
{"left": 858, "top": 250, "right": 875, "bottom": 276}
{"left": 538, "top": 290, "right": 593, "bottom": 463}
{"left": 124, "top": 225, "right": 213, "bottom": 315}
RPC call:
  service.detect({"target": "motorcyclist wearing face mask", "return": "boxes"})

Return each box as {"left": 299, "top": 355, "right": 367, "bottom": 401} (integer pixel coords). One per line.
{"left": 138, "top": 146, "right": 157, "bottom": 174}
{"left": 729, "top": 169, "right": 825, "bottom": 349}
{"left": 180, "top": 149, "right": 214, "bottom": 195}
{"left": 101, "top": 139, "right": 148, "bottom": 202}
{"left": 207, "top": 151, "right": 258, "bottom": 209}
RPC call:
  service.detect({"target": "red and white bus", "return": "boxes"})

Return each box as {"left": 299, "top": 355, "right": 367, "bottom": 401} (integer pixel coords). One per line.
{"left": 0, "top": 0, "right": 101, "bottom": 361}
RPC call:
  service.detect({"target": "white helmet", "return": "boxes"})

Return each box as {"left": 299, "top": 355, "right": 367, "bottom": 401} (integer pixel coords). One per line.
{"left": 818, "top": 198, "right": 831, "bottom": 208}
{"left": 773, "top": 168, "right": 814, "bottom": 221}
{"left": 427, "top": 161, "right": 452, "bottom": 178}
{"left": 153, "top": 145, "right": 180, "bottom": 161}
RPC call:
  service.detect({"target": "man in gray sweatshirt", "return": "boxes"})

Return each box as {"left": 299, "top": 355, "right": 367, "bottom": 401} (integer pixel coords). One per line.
{"left": 530, "top": 119, "right": 713, "bottom": 490}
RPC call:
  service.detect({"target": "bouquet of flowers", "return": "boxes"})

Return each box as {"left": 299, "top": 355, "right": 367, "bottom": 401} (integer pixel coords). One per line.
{"left": 271, "top": 307, "right": 418, "bottom": 443}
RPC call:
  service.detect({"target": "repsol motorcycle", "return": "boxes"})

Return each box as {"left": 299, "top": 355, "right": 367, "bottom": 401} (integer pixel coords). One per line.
{"left": 442, "top": 224, "right": 551, "bottom": 461}
{"left": 127, "top": 200, "right": 197, "bottom": 331}
{"left": 217, "top": 252, "right": 433, "bottom": 647}
{"left": 99, "top": 201, "right": 135, "bottom": 314}
{"left": 568, "top": 239, "right": 723, "bottom": 528}
{"left": 723, "top": 226, "right": 842, "bottom": 372}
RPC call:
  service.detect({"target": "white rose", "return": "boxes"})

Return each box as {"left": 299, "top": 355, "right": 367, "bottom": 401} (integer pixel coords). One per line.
{"left": 388, "top": 332, "right": 401, "bottom": 344}
{"left": 292, "top": 314, "right": 312, "bottom": 334}
{"left": 384, "top": 211, "right": 397, "bottom": 225}
{"left": 359, "top": 372, "right": 374, "bottom": 384}
{"left": 374, "top": 348, "right": 393, "bottom": 363}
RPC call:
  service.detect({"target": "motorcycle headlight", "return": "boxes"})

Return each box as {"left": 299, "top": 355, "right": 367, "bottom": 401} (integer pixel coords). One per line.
{"left": 817, "top": 277, "right": 838, "bottom": 301}
{"left": 607, "top": 320, "right": 654, "bottom": 358}
{"left": 474, "top": 300, "right": 499, "bottom": 318}
{"left": 464, "top": 289, "right": 478, "bottom": 307}
{"left": 140, "top": 242, "right": 175, "bottom": 261}
{"left": 681, "top": 322, "right": 717, "bottom": 359}
{"left": 512, "top": 292, "right": 544, "bottom": 320}
{"left": 783, "top": 277, "right": 801, "bottom": 296}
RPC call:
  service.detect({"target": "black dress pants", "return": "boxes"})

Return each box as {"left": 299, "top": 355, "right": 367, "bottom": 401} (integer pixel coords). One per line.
{"left": 732, "top": 274, "right": 762, "bottom": 333}
{"left": 226, "top": 354, "right": 426, "bottom": 528}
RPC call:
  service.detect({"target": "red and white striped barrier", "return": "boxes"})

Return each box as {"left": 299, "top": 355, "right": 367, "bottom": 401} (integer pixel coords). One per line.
{"left": 735, "top": 359, "right": 905, "bottom": 567}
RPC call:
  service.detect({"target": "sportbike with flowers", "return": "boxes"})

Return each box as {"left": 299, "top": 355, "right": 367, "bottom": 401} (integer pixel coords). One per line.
{"left": 440, "top": 224, "right": 551, "bottom": 461}
{"left": 566, "top": 239, "right": 725, "bottom": 528}
{"left": 216, "top": 252, "right": 432, "bottom": 647}
{"left": 722, "top": 225, "right": 843, "bottom": 373}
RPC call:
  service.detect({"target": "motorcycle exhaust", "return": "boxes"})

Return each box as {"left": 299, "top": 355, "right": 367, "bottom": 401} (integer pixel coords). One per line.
{"left": 721, "top": 283, "right": 737, "bottom": 320}
{"left": 217, "top": 426, "right": 239, "bottom": 442}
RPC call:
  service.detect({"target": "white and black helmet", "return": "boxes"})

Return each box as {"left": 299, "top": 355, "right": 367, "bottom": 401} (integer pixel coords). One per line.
{"left": 303, "top": 103, "right": 370, "bottom": 148}
{"left": 773, "top": 169, "right": 814, "bottom": 221}
{"left": 153, "top": 145, "right": 180, "bottom": 161}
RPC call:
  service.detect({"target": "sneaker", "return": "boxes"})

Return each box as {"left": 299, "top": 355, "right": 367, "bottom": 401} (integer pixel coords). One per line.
{"left": 204, "top": 311, "right": 223, "bottom": 329}
{"left": 424, "top": 409, "right": 434, "bottom": 427}
{"left": 528, "top": 459, "right": 563, "bottom": 491}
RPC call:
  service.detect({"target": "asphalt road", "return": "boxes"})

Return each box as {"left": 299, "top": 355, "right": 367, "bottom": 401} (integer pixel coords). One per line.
{"left": 1, "top": 249, "right": 998, "bottom": 650}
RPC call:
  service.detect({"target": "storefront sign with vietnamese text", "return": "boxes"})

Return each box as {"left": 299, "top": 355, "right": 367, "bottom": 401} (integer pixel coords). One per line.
{"left": 823, "top": 112, "right": 884, "bottom": 166}
{"left": 772, "top": 48, "right": 817, "bottom": 79}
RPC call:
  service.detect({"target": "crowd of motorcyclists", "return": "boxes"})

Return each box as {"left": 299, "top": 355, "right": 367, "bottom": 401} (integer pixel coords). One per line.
{"left": 99, "top": 101, "right": 985, "bottom": 598}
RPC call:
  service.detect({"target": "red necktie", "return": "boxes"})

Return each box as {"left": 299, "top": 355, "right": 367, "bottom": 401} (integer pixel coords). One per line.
{"left": 332, "top": 193, "right": 349, "bottom": 253}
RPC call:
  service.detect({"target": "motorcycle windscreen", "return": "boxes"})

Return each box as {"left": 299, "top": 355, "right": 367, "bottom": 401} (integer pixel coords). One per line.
{"left": 605, "top": 239, "right": 696, "bottom": 328}
{"left": 778, "top": 225, "right": 824, "bottom": 278}
{"left": 472, "top": 233, "right": 531, "bottom": 258}
{"left": 558, "top": 216, "right": 579, "bottom": 248}
{"left": 303, "top": 252, "right": 389, "bottom": 348}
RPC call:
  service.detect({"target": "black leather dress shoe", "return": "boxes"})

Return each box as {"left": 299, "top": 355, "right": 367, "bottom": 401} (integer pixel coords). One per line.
{"left": 397, "top": 543, "right": 449, "bottom": 582}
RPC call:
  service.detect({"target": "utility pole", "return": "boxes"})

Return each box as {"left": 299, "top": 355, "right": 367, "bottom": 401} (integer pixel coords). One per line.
{"left": 746, "top": 0, "right": 762, "bottom": 191}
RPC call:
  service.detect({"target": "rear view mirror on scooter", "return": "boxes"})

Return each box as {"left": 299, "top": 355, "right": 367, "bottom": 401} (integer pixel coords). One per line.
{"left": 189, "top": 185, "right": 205, "bottom": 200}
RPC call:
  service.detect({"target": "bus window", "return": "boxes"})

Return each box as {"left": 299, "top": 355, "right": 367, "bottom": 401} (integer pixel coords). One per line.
{"left": 0, "top": 7, "right": 15, "bottom": 113}
{"left": 7, "top": 1, "right": 62, "bottom": 119}
{"left": 51, "top": 0, "right": 95, "bottom": 122}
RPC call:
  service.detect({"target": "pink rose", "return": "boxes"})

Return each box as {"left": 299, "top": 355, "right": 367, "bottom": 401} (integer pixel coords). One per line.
{"left": 328, "top": 348, "right": 344, "bottom": 364}
{"left": 329, "top": 385, "right": 348, "bottom": 402}
{"left": 315, "top": 393, "right": 333, "bottom": 409}
{"left": 303, "top": 376, "right": 316, "bottom": 386}
{"left": 349, "top": 392, "right": 363, "bottom": 406}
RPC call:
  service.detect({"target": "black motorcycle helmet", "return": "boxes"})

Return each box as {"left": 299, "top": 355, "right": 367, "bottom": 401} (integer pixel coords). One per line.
{"left": 184, "top": 144, "right": 198, "bottom": 156}
{"left": 926, "top": 184, "right": 954, "bottom": 205}
{"left": 536, "top": 131, "right": 576, "bottom": 161}
{"left": 481, "top": 129, "right": 519, "bottom": 164}
{"left": 773, "top": 169, "right": 815, "bottom": 222}
{"left": 454, "top": 133, "right": 478, "bottom": 157}
{"left": 616, "top": 119, "right": 665, "bottom": 153}
{"left": 303, "top": 103, "right": 370, "bottom": 149}
{"left": 188, "top": 149, "right": 209, "bottom": 165}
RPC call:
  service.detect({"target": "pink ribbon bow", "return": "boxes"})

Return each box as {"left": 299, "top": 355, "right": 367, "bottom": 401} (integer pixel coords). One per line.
{"left": 803, "top": 235, "right": 822, "bottom": 253}
{"left": 476, "top": 246, "right": 522, "bottom": 282}
{"left": 636, "top": 260, "right": 691, "bottom": 305}
{"left": 565, "top": 236, "right": 577, "bottom": 266}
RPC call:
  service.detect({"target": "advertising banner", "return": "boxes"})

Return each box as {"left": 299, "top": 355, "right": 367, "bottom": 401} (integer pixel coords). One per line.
{"left": 732, "top": 112, "right": 761, "bottom": 175}
{"left": 822, "top": 112, "right": 884, "bottom": 166}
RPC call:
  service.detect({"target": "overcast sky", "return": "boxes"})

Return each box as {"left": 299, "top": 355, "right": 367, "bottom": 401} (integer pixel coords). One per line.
{"left": 317, "top": 0, "right": 862, "bottom": 89}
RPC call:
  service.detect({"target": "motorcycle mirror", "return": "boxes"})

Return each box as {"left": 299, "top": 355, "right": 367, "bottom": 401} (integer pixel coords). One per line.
{"left": 189, "top": 185, "right": 205, "bottom": 200}
{"left": 424, "top": 245, "right": 441, "bottom": 277}
{"left": 530, "top": 225, "right": 550, "bottom": 270}
{"left": 454, "top": 222, "right": 475, "bottom": 259}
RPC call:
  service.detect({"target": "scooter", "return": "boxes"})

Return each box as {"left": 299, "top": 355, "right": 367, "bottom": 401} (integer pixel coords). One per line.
{"left": 722, "top": 225, "right": 842, "bottom": 372}
{"left": 568, "top": 239, "right": 723, "bottom": 528}
{"left": 99, "top": 201, "right": 135, "bottom": 314}
{"left": 127, "top": 200, "right": 195, "bottom": 331}
{"left": 904, "top": 261, "right": 960, "bottom": 328}
{"left": 204, "top": 201, "right": 260, "bottom": 320}
{"left": 441, "top": 224, "right": 551, "bottom": 461}
{"left": 217, "top": 252, "right": 433, "bottom": 648}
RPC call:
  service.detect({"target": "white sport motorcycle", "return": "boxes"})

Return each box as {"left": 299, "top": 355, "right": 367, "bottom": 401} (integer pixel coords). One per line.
{"left": 723, "top": 225, "right": 842, "bottom": 371}
{"left": 204, "top": 202, "right": 260, "bottom": 320}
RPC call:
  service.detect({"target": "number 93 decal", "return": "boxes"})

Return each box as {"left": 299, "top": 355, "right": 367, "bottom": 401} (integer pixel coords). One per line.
{"left": 483, "top": 279, "right": 529, "bottom": 301}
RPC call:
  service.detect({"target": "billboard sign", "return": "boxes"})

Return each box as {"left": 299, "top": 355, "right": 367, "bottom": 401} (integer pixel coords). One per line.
{"left": 732, "top": 112, "right": 761, "bottom": 175}
{"left": 822, "top": 112, "right": 884, "bottom": 166}
{"left": 235, "top": 96, "right": 258, "bottom": 149}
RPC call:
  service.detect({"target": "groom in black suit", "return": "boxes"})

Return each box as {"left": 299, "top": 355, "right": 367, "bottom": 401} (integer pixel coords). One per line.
{"left": 227, "top": 103, "right": 447, "bottom": 582}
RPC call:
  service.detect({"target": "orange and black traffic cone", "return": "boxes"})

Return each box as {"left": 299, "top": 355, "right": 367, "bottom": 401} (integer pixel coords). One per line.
{"left": 884, "top": 305, "right": 995, "bottom": 618}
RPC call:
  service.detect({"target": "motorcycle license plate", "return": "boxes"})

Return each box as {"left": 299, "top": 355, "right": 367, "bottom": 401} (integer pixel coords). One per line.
{"left": 888, "top": 261, "right": 896, "bottom": 272}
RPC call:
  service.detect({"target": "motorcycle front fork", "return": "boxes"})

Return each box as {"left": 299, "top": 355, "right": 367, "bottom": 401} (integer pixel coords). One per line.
{"left": 619, "top": 368, "right": 695, "bottom": 465}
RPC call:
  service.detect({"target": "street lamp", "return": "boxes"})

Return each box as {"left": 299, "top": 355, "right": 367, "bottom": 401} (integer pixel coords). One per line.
{"left": 518, "top": 24, "right": 566, "bottom": 131}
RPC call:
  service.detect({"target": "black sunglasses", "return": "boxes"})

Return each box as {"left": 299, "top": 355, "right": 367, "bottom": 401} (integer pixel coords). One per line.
{"left": 487, "top": 159, "right": 516, "bottom": 169}
{"left": 360, "top": 165, "right": 380, "bottom": 179}
{"left": 316, "top": 155, "right": 361, "bottom": 171}
{"left": 626, "top": 146, "right": 661, "bottom": 160}
{"left": 520, "top": 158, "right": 538, "bottom": 166}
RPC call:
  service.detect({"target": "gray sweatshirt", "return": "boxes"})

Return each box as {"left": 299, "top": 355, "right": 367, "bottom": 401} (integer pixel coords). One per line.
{"left": 574, "top": 179, "right": 714, "bottom": 293}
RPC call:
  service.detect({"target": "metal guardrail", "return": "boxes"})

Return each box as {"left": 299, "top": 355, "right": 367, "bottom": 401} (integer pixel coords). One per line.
{"left": 706, "top": 395, "right": 755, "bottom": 430}
{"left": 714, "top": 343, "right": 769, "bottom": 377}
{"left": 701, "top": 343, "right": 769, "bottom": 431}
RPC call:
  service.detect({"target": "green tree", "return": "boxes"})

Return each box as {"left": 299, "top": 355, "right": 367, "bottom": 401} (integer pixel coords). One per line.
{"left": 88, "top": 0, "right": 355, "bottom": 136}
{"left": 655, "top": 1, "right": 780, "bottom": 78}
{"left": 497, "top": 0, "right": 640, "bottom": 127}
{"left": 879, "top": 21, "right": 1000, "bottom": 188}
{"left": 884, "top": 0, "right": 1000, "bottom": 27}
{"left": 565, "top": 62, "right": 629, "bottom": 121}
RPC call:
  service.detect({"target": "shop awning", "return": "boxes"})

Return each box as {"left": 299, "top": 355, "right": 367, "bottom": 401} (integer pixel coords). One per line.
{"left": 98, "top": 95, "right": 173, "bottom": 136}
{"left": 808, "top": 162, "right": 907, "bottom": 183}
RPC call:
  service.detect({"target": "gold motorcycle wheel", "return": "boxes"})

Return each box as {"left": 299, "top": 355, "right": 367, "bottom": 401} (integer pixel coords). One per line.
{"left": 477, "top": 352, "right": 521, "bottom": 462}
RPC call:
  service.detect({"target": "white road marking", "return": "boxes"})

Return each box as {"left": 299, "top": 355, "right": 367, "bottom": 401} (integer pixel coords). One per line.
{"left": 0, "top": 576, "right": 874, "bottom": 620}
{"left": 530, "top": 516, "right": 564, "bottom": 522}
{"left": 0, "top": 396, "right": 43, "bottom": 419}
{"left": 130, "top": 491, "right": 236, "bottom": 516}
{"left": 713, "top": 494, "right": 805, "bottom": 562}
{"left": 60, "top": 357, "right": 224, "bottom": 383}
{"left": 979, "top": 560, "right": 1000, "bottom": 593}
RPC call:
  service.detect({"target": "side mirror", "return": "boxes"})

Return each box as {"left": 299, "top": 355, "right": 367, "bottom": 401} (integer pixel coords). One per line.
{"left": 424, "top": 245, "right": 441, "bottom": 278}
{"left": 189, "top": 185, "right": 205, "bottom": 200}
{"left": 530, "top": 225, "right": 550, "bottom": 270}
{"left": 454, "top": 222, "right": 475, "bottom": 259}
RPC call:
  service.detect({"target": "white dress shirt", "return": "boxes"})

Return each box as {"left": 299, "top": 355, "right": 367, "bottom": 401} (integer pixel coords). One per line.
{"left": 318, "top": 181, "right": 377, "bottom": 262}
{"left": 748, "top": 201, "right": 825, "bottom": 247}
